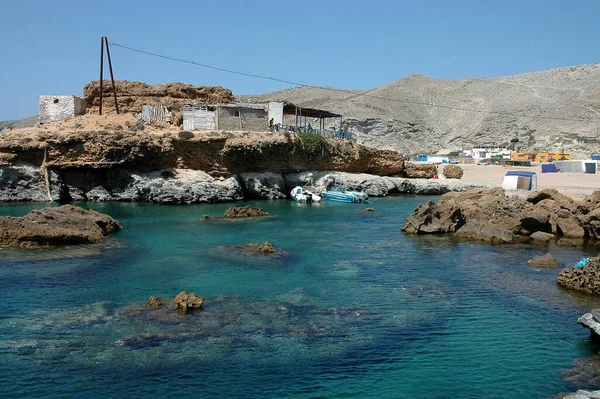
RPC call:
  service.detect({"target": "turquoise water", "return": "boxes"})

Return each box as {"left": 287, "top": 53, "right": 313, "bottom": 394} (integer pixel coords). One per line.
{"left": 1, "top": 197, "right": 600, "bottom": 399}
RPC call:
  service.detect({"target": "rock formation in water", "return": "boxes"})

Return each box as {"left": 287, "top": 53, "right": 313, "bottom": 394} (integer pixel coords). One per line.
{"left": 174, "top": 291, "right": 205, "bottom": 313}
{"left": 402, "top": 188, "right": 600, "bottom": 245}
{"left": 557, "top": 256, "right": 600, "bottom": 294}
{"left": 527, "top": 253, "right": 561, "bottom": 268}
{"left": 0, "top": 204, "right": 122, "bottom": 248}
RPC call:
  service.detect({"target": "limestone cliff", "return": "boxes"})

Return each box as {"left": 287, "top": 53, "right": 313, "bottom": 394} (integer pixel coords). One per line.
{"left": 0, "top": 114, "right": 411, "bottom": 203}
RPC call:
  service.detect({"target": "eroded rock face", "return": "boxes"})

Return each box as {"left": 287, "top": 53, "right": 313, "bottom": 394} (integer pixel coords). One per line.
{"left": 239, "top": 173, "right": 287, "bottom": 199}
{"left": 223, "top": 205, "right": 270, "bottom": 218}
{"left": 83, "top": 80, "right": 235, "bottom": 114}
{"left": 0, "top": 205, "right": 122, "bottom": 248}
{"left": 443, "top": 164, "right": 463, "bottom": 179}
{"left": 405, "top": 162, "right": 437, "bottom": 179}
{"left": 402, "top": 188, "right": 600, "bottom": 245}
{"left": 557, "top": 256, "right": 600, "bottom": 294}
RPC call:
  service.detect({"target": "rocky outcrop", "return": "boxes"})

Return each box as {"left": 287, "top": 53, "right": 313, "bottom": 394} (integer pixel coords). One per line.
{"left": 562, "top": 390, "right": 600, "bottom": 399}
{"left": 577, "top": 311, "right": 600, "bottom": 339}
{"left": 0, "top": 205, "right": 121, "bottom": 248}
{"left": 223, "top": 205, "right": 270, "bottom": 218}
{"left": 454, "top": 221, "right": 515, "bottom": 243}
{"left": 443, "top": 164, "right": 463, "bottom": 179}
{"left": 405, "top": 162, "right": 437, "bottom": 178}
{"left": 0, "top": 129, "right": 404, "bottom": 178}
{"left": 173, "top": 291, "right": 205, "bottom": 313}
{"left": 527, "top": 253, "right": 560, "bottom": 268}
{"left": 83, "top": 80, "right": 235, "bottom": 114}
{"left": 148, "top": 296, "right": 164, "bottom": 308}
{"left": 557, "top": 256, "right": 600, "bottom": 294}
{"left": 402, "top": 188, "right": 600, "bottom": 244}
{"left": 239, "top": 172, "right": 287, "bottom": 199}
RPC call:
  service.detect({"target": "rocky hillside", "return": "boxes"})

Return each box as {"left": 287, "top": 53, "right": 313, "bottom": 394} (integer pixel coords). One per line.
{"left": 242, "top": 64, "right": 600, "bottom": 158}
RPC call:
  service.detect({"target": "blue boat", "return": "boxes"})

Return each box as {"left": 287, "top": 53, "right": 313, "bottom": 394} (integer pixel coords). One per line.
{"left": 321, "top": 187, "right": 369, "bottom": 203}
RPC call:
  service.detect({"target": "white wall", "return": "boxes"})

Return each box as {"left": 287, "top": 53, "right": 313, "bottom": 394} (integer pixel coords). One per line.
{"left": 268, "top": 101, "right": 284, "bottom": 125}
{"left": 39, "top": 95, "right": 86, "bottom": 123}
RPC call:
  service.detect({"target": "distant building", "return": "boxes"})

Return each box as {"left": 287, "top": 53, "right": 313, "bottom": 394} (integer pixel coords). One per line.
{"left": 39, "top": 95, "right": 86, "bottom": 123}
{"left": 510, "top": 152, "right": 570, "bottom": 162}
{"left": 182, "top": 103, "right": 268, "bottom": 131}
{"left": 462, "top": 146, "right": 510, "bottom": 160}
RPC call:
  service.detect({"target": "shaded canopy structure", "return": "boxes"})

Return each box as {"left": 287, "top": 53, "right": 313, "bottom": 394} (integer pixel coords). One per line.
{"left": 282, "top": 102, "right": 342, "bottom": 131}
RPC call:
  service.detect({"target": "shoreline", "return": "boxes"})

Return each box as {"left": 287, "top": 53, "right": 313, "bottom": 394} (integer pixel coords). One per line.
{"left": 452, "top": 164, "right": 599, "bottom": 201}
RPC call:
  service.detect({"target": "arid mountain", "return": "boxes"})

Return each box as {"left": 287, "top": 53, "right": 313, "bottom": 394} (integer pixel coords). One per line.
{"left": 242, "top": 64, "right": 600, "bottom": 158}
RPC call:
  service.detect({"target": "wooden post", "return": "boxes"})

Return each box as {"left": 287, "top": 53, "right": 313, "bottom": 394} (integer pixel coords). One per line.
{"left": 99, "top": 37, "right": 104, "bottom": 115}
{"left": 104, "top": 37, "right": 119, "bottom": 114}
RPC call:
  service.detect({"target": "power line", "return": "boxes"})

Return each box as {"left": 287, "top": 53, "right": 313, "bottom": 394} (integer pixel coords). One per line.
{"left": 109, "top": 41, "right": 599, "bottom": 124}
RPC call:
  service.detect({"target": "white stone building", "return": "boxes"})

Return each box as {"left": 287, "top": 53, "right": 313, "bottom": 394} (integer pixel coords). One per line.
{"left": 39, "top": 95, "right": 86, "bottom": 123}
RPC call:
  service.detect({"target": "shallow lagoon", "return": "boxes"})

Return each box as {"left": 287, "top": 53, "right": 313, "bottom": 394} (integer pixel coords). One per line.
{"left": 1, "top": 196, "right": 600, "bottom": 399}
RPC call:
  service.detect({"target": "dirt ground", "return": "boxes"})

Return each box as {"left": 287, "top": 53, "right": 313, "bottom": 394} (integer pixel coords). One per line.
{"left": 455, "top": 164, "right": 600, "bottom": 200}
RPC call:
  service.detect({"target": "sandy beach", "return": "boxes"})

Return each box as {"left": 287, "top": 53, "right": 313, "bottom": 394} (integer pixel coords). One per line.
{"left": 454, "top": 164, "right": 599, "bottom": 201}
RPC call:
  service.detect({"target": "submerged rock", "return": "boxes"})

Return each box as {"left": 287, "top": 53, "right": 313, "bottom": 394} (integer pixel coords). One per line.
{"left": 223, "top": 205, "right": 270, "bottom": 218}
{"left": 248, "top": 241, "right": 277, "bottom": 254}
{"left": 148, "top": 296, "right": 164, "bottom": 308}
{"left": 527, "top": 253, "right": 560, "bottom": 268}
{"left": 0, "top": 205, "right": 122, "bottom": 248}
{"left": 174, "top": 291, "right": 205, "bottom": 313}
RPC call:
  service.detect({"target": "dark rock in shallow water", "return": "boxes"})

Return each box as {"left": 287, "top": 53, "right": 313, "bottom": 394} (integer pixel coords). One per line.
{"left": 527, "top": 253, "right": 560, "bottom": 268}
{"left": 223, "top": 205, "right": 270, "bottom": 218}
{"left": 0, "top": 205, "right": 121, "bottom": 248}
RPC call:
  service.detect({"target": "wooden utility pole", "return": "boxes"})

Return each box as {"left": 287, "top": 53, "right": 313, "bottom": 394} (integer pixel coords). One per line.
{"left": 98, "top": 36, "right": 119, "bottom": 115}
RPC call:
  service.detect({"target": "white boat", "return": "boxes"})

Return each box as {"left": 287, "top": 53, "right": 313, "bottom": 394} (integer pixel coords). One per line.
{"left": 321, "top": 187, "right": 369, "bottom": 203}
{"left": 290, "top": 186, "right": 322, "bottom": 203}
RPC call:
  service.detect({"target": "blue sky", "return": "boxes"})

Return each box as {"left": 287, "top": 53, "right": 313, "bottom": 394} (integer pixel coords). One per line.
{"left": 0, "top": 0, "right": 598, "bottom": 121}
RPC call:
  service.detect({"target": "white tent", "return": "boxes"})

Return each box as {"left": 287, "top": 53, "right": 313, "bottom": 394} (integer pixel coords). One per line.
{"left": 502, "top": 171, "right": 537, "bottom": 190}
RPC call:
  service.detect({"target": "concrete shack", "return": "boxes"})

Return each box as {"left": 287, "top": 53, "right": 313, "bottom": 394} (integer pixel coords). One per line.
{"left": 182, "top": 103, "right": 269, "bottom": 131}
{"left": 39, "top": 95, "right": 86, "bottom": 123}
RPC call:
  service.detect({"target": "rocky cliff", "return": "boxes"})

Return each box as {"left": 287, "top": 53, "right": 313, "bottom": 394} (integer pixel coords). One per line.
{"left": 0, "top": 114, "right": 433, "bottom": 203}
{"left": 243, "top": 64, "right": 600, "bottom": 159}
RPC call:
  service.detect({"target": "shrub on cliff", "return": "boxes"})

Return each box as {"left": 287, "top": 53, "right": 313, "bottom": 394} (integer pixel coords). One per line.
{"left": 295, "top": 133, "right": 326, "bottom": 159}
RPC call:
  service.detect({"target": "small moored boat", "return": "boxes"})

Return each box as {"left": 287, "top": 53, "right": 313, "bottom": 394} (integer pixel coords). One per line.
{"left": 290, "top": 186, "right": 321, "bottom": 203}
{"left": 321, "top": 187, "right": 369, "bottom": 203}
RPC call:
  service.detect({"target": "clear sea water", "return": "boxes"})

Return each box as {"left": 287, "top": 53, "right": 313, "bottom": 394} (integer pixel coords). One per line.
{"left": 1, "top": 196, "right": 600, "bottom": 399}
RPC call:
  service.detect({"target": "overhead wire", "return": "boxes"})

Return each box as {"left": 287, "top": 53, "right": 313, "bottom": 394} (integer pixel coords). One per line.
{"left": 109, "top": 41, "right": 598, "bottom": 124}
